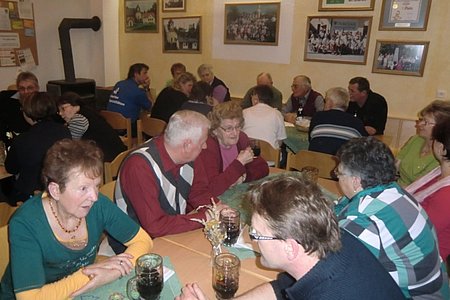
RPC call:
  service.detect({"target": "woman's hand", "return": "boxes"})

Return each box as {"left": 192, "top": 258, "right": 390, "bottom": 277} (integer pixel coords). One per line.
{"left": 70, "top": 253, "right": 134, "bottom": 297}
{"left": 236, "top": 147, "right": 254, "bottom": 166}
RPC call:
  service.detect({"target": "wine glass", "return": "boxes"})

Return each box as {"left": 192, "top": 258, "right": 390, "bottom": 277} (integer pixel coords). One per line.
{"left": 212, "top": 253, "right": 240, "bottom": 300}
{"left": 127, "top": 253, "right": 164, "bottom": 300}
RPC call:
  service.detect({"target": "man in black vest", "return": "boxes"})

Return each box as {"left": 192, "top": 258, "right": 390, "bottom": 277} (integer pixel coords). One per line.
{"left": 197, "top": 64, "right": 231, "bottom": 103}
{"left": 282, "top": 75, "right": 324, "bottom": 123}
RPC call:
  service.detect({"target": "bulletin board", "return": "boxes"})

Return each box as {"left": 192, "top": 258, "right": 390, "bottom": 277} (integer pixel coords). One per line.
{"left": 0, "top": 0, "right": 38, "bottom": 68}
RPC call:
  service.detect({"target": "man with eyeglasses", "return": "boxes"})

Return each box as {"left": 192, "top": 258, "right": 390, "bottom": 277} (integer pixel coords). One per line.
{"left": 0, "top": 71, "right": 40, "bottom": 149}
{"left": 176, "top": 175, "right": 405, "bottom": 300}
{"left": 282, "top": 75, "right": 324, "bottom": 123}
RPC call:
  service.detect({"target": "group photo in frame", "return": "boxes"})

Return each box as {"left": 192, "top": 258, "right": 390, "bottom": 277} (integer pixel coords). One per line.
{"left": 318, "top": 0, "right": 375, "bottom": 11}
{"left": 304, "top": 16, "right": 372, "bottom": 65}
{"left": 379, "top": 0, "right": 432, "bottom": 30}
{"left": 162, "top": 0, "right": 186, "bottom": 12}
{"left": 372, "top": 40, "right": 429, "bottom": 77}
{"left": 125, "top": 0, "right": 158, "bottom": 33}
{"left": 224, "top": 2, "right": 280, "bottom": 46}
{"left": 162, "top": 16, "right": 201, "bottom": 53}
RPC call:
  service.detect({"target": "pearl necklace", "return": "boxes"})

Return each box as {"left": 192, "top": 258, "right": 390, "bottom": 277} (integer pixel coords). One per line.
{"left": 49, "top": 198, "right": 82, "bottom": 237}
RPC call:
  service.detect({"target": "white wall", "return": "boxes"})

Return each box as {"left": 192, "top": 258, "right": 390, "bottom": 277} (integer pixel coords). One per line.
{"left": 0, "top": 0, "right": 114, "bottom": 88}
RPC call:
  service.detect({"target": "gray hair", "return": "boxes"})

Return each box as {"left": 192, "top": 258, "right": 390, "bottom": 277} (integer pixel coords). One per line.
{"left": 197, "top": 64, "right": 213, "bottom": 76}
{"left": 294, "top": 75, "right": 311, "bottom": 88}
{"left": 325, "top": 87, "right": 349, "bottom": 110}
{"left": 165, "top": 110, "right": 210, "bottom": 146}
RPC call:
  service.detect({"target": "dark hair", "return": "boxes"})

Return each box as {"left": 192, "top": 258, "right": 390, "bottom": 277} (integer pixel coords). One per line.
{"left": 22, "top": 92, "right": 57, "bottom": 122}
{"left": 247, "top": 175, "right": 341, "bottom": 259}
{"left": 189, "top": 81, "right": 212, "bottom": 104}
{"left": 16, "top": 71, "right": 38, "bottom": 87}
{"left": 127, "top": 63, "right": 149, "bottom": 79}
{"left": 349, "top": 77, "right": 370, "bottom": 92}
{"left": 251, "top": 85, "right": 273, "bottom": 104}
{"left": 170, "top": 63, "right": 186, "bottom": 76}
{"left": 57, "top": 91, "right": 82, "bottom": 107}
{"left": 432, "top": 118, "right": 450, "bottom": 161}
{"left": 337, "top": 137, "right": 396, "bottom": 188}
{"left": 419, "top": 100, "right": 450, "bottom": 125}
{"left": 42, "top": 139, "right": 103, "bottom": 192}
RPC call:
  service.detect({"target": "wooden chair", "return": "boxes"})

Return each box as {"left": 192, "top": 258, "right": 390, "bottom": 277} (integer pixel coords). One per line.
{"left": 136, "top": 114, "right": 167, "bottom": 145}
{"left": 286, "top": 150, "right": 338, "bottom": 179}
{"left": 0, "top": 202, "right": 19, "bottom": 227}
{"left": 99, "top": 110, "right": 133, "bottom": 149}
{"left": 99, "top": 180, "right": 116, "bottom": 201}
{"left": 258, "top": 139, "right": 280, "bottom": 168}
{"left": 103, "top": 149, "right": 131, "bottom": 184}
{"left": 0, "top": 225, "right": 9, "bottom": 276}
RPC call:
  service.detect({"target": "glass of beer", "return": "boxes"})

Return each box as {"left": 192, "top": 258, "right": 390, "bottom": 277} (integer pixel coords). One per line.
{"left": 127, "top": 253, "right": 164, "bottom": 300}
{"left": 220, "top": 208, "right": 241, "bottom": 246}
{"left": 212, "top": 253, "right": 240, "bottom": 300}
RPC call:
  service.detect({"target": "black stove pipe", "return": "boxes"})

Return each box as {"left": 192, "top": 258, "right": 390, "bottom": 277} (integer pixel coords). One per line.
{"left": 58, "top": 16, "right": 101, "bottom": 82}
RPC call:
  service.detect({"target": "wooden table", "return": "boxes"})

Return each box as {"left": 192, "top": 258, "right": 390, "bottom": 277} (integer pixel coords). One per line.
{"left": 153, "top": 229, "right": 279, "bottom": 299}
{"left": 80, "top": 171, "right": 342, "bottom": 299}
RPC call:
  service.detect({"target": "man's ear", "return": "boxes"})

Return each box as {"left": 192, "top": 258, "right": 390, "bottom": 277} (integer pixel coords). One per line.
{"left": 48, "top": 182, "right": 61, "bottom": 200}
{"left": 285, "top": 239, "right": 300, "bottom": 261}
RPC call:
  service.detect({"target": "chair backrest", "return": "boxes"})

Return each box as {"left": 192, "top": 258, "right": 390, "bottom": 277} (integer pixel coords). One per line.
{"left": 258, "top": 139, "right": 280, "bottom": 168}
{"left": 0, "top": 225, "right": 9, "bottom": 277}
{"left": 103, "top": 149, "right": 131, "bottom": 184}
{"left": 99, "top": 180, "right": 116, "bottom": 201}
{"left": 99, "top": 110, "right": 133, "bottom": 149}
{"left": 0, "top": 202, "right": 19, "bottom": 227}
{"left": 286, "top": 150, "right": 338, "bottom": 179}
{"left": 137, "top": 114, "right": 167, "bottom": 145}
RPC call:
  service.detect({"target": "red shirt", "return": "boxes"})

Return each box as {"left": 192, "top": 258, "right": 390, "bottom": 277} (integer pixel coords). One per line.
{"left": 119, "top": 136, "right": 215, "bottom": 237}
{"left": 416, "top": 176, "right": 450, "bottom": 260}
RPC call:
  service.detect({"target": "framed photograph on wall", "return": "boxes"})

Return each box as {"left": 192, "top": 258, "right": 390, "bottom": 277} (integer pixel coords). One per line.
{"left": 125, "top": 0, "right": 158, "bottom": 33}
{"left": 318, "top": 0, "right": 375, "bottom": 11}
{"left": 162, "top": 0, "right": 186, "bottom": 12}
{"left": 379, "top": 0, "right": 431, "bottom": 30}
{"left": 162, "top": 16, "right": 201, "bottom": 53}
{"left": 224, "top": 2, "right": 280, "bottom": 46}
{"left": 304, "top": 16, "right": 372, "bottom": 65}
{"left": 372, "top": 40, "right": 429, "bottom": 76}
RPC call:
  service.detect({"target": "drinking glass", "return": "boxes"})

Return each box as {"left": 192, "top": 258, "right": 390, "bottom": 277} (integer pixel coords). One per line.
{"left": 249, "top": 139, "right": 261, "bottom": 157}
{"left": 127, "top": 253, "right": 164, "bottom": 300}
{"left": 220, "top": 208, "right": 241, "bottom": 246}
{"left": 212, "top": 253, "right": 240, "bottom": 300}
{"left": 301, "top": 166, "right": 319, "bottom": 183}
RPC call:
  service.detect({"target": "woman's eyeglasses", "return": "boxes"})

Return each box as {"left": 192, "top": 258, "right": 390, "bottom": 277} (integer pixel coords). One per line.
{"left": 219, "top": 125, "right": 242, "bottom": 133}
{"left": 416, "top": 118, "right": 436, "bottom": 126}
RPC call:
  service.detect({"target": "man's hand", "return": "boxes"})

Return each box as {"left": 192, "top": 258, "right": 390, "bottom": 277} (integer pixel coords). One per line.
{"left": 284, "top": 113, "right": 297, "bottom": 124}
{"left": 364, "top": 126, "right": 377, "bottom": 135}
{"left": 175, "top": 283, "right": 209, "bottom": 300}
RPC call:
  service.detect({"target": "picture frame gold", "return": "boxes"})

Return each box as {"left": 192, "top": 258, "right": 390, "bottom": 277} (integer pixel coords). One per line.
{"left": 162, "top": 16, "right": 201, "bottom": 54}
{"left": 318, "top": 0, "right": 375, "bottom": 11}
{"left": 125, "top": 0, "right": 158, "bottom": 33}
{"left": 304, "top": 16, "right": 372, "bottom": 65}
{"left": 224, "top": 2, "right": 280, "bottom": 46}
{"left": 372, "top": 40, "right": 429, "bottom": 76}
{"left": 379, "top": 0, "right": 432, "bottom": 31}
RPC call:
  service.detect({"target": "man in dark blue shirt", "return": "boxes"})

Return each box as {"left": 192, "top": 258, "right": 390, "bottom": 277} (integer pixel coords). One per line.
{"left": 107, "top": 63, "right": 153, "bottom": 135}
